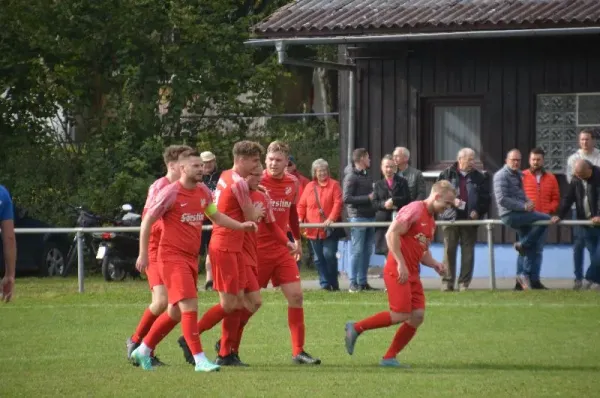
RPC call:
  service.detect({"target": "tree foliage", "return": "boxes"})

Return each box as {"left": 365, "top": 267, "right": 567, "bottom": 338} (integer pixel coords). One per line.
{"left": 0, "top": 0, "right": 339, "bottom": 226}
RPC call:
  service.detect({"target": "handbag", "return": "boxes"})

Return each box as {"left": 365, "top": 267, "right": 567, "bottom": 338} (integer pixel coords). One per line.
{"left": 313, "top": 185, "right": 348, "bottom": 240}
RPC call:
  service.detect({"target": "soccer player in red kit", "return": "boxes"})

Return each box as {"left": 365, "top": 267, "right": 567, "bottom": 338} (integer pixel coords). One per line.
{"left": 126, "top": 144, "right": 191, "bottom": 366}
{"left": 130, "top": 149, "right": 257, "bottom": 372}
{"left": 344, "top": 181, "right": 455, "bottom": 367}
{"left": 255, "top": 140, "right": 321, "bottom": 365}
{"left": 213, "top": 163, "right": 296, "bottom": 365}
{"left": 178, "top": 141, "right": 265, "bottom": 367}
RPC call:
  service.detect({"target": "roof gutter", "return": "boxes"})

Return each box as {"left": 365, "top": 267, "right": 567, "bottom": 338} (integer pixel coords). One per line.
{"left": 245, "top": 26, "right": 600, "bottom": 47}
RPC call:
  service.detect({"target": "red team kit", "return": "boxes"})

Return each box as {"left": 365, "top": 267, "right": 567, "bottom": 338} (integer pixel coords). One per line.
{"left": 147, "top": 181, "right": 215, "bottom": 305}
{"left": 130, "top": 142, "right": 442, "bottom": 371}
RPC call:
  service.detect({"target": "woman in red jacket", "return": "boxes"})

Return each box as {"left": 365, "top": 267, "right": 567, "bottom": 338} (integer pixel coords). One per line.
{"left": 297, "top": 158, "right": 343, "bottom": 291}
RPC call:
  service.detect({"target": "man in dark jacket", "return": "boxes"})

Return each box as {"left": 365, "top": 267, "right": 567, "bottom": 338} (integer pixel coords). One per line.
{"left": 552, "top": 159, "right": 600, "bottom": 288}
{"left": 437, "top": 148, "right": 490, "bottom": 291}
{"left": 200, "top": 151, "right": 222, "bottom": 291}
{"left": 343, "top": 148, "right": 376, "bottom": 292}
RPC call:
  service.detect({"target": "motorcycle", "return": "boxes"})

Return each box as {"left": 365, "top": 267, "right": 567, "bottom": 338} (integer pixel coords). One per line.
{"left": 62, "top": 205, "right": 106, "bottom": 277}
{"left": 96, "top": 204, "right": 142, "bottom": 281}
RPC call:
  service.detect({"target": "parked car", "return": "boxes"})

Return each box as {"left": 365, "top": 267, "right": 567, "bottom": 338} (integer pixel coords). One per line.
{"left": 0, "top": 206, "right": 71, "bottom": 277}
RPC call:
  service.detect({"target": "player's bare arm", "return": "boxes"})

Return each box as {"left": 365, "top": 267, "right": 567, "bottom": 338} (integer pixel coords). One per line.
{"left": 385, "top": 219, "right": 410, "bottom": 284}
{"left": 421, "top": 250, "right": 446, "bottom": 276}
{"left": 1, "top": 218, "right": 16, "bottom": 302}
{"left": 136, "top": 215, "right": 158, "bottom": 273}
{"left": 208, "top": 209, "right": 258, "bottom": 232}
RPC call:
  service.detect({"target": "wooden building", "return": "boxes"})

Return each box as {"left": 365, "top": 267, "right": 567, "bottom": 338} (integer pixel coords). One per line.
{"left": 251, "top": 0, "right": 600, "bottom": 244}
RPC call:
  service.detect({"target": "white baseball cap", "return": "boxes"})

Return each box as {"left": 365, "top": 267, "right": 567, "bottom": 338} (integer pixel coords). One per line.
{"left": 200, "top": 151, "right": 216, "bottom": 162}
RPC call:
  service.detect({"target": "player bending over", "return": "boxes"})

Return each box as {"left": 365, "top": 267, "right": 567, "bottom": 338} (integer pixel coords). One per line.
{"left": 344, "top": 180, "right": 454, "bottom": 367}
{"left": 130, "top": 149, "right": 257, "bottom": 372}
{"left": 126, "top": 144, "right": 191, "bottom": 367}
{"left": 212, "top": 163, "right": 297, "bottom": 365}
{"left": 178, "top": 141, "right": 265, "bottom": 366}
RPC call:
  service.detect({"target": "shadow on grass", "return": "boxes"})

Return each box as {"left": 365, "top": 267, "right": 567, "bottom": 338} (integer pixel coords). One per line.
{"left": 232, "top": 362, "right": 600, "bottom": 373}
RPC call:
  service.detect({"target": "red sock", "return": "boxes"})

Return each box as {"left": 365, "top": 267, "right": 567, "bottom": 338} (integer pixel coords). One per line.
{"left": 197, "top": 304, "right": 227, "bottom": 333}
{"left": 182, "top": 311, "right": 203, "bottom": 355}
{"left": 219, "top": 309, "right": 241, "bottom": 357}
{"left": 383, "top": 322, "right": 417, "bottom": 359}
{"left": 131, "top": 308, "right": 159, "bottom": 344}
{"left": 354, "top": 311, "right": 393, "bottom": 333}
{"left": 233, "top": 308, "right": 254, "bottom": 353}
{"left": 288, "top": 307, "right": 305, "bottom": 356}
{"left": 142, "top": 312, "right": 179, "bottom": 350}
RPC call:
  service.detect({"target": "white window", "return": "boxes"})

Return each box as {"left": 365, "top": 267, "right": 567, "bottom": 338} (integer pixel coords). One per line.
{"left": 536, "top": 93, "right": 600, "bottom": 173}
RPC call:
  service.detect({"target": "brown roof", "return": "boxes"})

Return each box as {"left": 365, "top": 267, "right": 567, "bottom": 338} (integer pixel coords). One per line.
{"left": 253, "top": 0, "right": 600, "bottom": 37}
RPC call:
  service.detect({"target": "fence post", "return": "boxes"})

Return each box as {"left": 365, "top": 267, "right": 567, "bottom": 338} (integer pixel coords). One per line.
{"left": 76, "top": 230, "right": 85, "bottom": 293}
{"left": 486, "top": 222, "right": 496, "bottom": 290}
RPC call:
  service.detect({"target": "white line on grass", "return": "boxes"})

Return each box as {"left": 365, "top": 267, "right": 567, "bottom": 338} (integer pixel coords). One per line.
{"left": 0, "top": 301, "right": 598, "bottom": 310}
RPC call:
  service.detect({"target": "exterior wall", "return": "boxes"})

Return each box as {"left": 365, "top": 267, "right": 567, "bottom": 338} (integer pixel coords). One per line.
{"left": 338, "top": 36, "right": 600, "bottom": 244}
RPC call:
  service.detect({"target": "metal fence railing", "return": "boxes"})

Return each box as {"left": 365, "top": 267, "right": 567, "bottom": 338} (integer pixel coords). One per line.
{"left": 13, "top": 219, "right": 592, "bottom": 293}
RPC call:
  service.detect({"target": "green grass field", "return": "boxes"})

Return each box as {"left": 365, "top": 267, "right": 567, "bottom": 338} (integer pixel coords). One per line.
{"left": 1, "top": 276, "right": 599, "bottom": 397}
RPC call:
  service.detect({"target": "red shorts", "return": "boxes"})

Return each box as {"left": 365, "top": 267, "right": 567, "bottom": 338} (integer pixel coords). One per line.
{"left": 160, "top": 256, "right": 198, "bottom": 305}
{"left": 257, "top": 251, "right": 300, "bottom": 288}
{"left": 383, "top": 270, "right": 425, "bottom": 313}
{"left": 245, "top": 264, "right": 260, "bottom": 293}
{"left": 146, "top": 245, "right": 164, "bottom": 290}
{"left": 210, "top": 247, "right": 246, "bottom": 295}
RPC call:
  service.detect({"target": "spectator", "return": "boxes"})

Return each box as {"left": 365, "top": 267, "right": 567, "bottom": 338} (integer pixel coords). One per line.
{"left": 553, "top": 159, "right": 600, "bottom": 289}
{"left": 0, "top": 184, "right": 16, "bottom": 302}
{"left": 437, "top": 148, "right": 490, "bottom": 291}
{"left": 343, "top": 148, "right": 376, "bottom": 292}
{"left": 297, "top": 159, "right": 343, "bottom": 291}
{"left": 200, "top": 151, "right": 221, "bottom": 291}
{"left": 565, "top": 128, "right": 600, "bottom": 290}
{"left": 372, "top": 155, "right": 410, "bottom": 256}
{"left": 519, "top": 147, "right": 559, "bottom": 290}
{"left": 494, "top": 149, "right": 551, "bottom": 290}
{"left": 392, "top": 146, "right": 426, "bottom": 201}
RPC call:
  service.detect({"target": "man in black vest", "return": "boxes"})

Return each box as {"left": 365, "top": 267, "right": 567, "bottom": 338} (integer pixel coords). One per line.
{"left": 552, "top": 159, "right": 600, "bottom": 289}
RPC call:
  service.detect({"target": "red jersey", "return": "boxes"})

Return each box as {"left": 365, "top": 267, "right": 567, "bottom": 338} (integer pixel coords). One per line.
{"left": 142, "top": 177, "right": 170, "bottom": 261}
{"left": 291, "top": 171, "right": 310, "bottom": 198}
{"left": 242, "top": 190, "right": 276, "bottom": 266}
{"left": 257, "top": 171, "right": 299, "bottom": 251}
{"left": 147, "top": 181, "right": 215, "bottom": 258}
{"left": 210, "top": 169, "right": 251, "bottom": 252}
{"left": 384, "top": 201, "right": 436, "bottom": 277}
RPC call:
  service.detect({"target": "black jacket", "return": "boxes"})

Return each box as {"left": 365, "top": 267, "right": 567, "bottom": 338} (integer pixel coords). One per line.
{"left": 202, "top": 170, "right": 221, "bottom": 225}
{"left": 372, "top": 175, "right": 411, "bottom": 255}
{"left": 557, "top": 165, "right": 600, "bottom": 220}
{"left": 343, "top": 165, "right": 376, "bottom": 219}
{"left": 436, "top": 163, "right": 490, "bottom": 221}
{"left": 202, "top": 170, "right": 222, "bottom": 193}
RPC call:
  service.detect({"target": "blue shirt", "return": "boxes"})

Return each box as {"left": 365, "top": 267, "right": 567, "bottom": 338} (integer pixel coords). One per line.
{"left": 0, "top": 185, "right": 14, "bottom": 221}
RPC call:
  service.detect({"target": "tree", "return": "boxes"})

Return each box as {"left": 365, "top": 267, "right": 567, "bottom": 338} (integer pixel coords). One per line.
{"left": 0, "top": 0, "right": 295, "bottom": 224}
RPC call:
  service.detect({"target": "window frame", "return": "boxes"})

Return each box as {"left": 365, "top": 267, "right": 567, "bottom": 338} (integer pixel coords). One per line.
{"left": 420, "top": 96, "right": 485, "bottom": 172}
{"left": 535, "top": 92, "right": 600, "bottom": 174}
{"left": 576, "top": 92, "right": 600, "bottom": 127}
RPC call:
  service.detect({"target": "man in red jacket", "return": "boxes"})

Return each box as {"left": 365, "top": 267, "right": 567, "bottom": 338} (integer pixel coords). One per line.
{"left": 519, "top": 147, "right": 560, "bottom": 290}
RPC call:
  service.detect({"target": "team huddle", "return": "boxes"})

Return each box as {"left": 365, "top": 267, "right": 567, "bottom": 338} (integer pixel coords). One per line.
{"left": 125, "top": 140, "right": 455, "bottom": 372}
